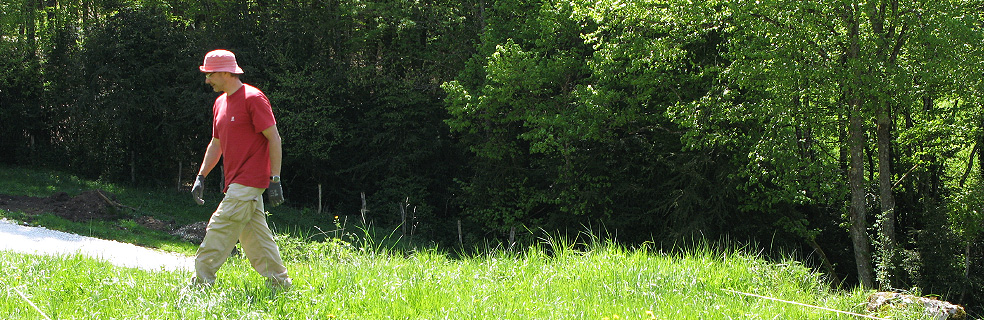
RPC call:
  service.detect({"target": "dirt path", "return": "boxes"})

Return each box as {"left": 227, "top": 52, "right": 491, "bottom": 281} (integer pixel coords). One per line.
{"left": 0, "top": 218, "right": 193, "bottom": 271}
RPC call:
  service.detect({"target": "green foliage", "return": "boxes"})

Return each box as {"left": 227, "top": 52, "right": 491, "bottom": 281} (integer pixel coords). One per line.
{"left": 75, "top": 6, "right": 207, "bottom": 183}
{"left": 224, "top": 0, "right": 479, "bottom": 236}
{"left": 444, "top": 1, "right": 593, "bottom": 229}
{"left": 685, "top": 0, "right": 984, "bottom": 217}
{"left": 0, "top": 1, "right": 43, "bottom": 165}
{"left": 949, "top": 167, "right": 984, "bottom": 244}
{"left": 1, "top": 0, "right": 475, "bottom": 243}
{"left": 443, "top": 0, "right": 749, "bottom": 242}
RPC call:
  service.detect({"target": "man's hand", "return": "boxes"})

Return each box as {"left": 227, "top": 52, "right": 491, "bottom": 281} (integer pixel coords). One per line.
{"left": 267, "top": 181, "right": 284, "bottom": 207}
{"left": 192, "top": 175, "right": 206, "bottom": 205}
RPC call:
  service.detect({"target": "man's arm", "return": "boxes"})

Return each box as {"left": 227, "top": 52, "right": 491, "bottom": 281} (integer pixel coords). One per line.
{"left": 262, "top": 125, "right": 285, "bottom": 207}
{"left": 198, "top": 138, "right": 222, "bottom": 177}
{"left": 192, "top": 137, "right": 222, "bottom": 204}
{"left": 262, "top": 125, "right": 282, "bottom": 178}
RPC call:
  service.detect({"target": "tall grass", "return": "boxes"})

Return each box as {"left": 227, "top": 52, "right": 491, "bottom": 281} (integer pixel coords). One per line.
{"left": 0, "top": 164, "right": 927, "bottom": 319}
{"left": 1, "top": 233, "right": 926, "bottom": 319}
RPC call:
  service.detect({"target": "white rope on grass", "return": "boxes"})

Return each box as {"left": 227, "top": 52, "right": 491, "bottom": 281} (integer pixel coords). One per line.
{"left": 722, "top": 289, "right": 888, "bottom": 320}
{"left": 0, "top": 277, "right": 53, "bottom": 320}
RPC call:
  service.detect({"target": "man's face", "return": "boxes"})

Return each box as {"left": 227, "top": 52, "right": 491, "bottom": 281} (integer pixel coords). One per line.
{"left": 204, "top": 72, "right": 225, "bottom": 92}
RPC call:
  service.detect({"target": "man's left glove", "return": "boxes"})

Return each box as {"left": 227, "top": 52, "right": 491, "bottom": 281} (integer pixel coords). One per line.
{"left": 191, "top": 175, "right": 206, "bottom": 205}
{"left": 267, "top": 181, "right": 285, "bottom": 207}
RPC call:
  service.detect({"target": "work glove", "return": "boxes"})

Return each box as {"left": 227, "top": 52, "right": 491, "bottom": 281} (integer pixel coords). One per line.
{"left": 191, "top": 175, "right": 206, "bottom": 205}
{"left": 267, "top": 181, "right": 285, "bottom": 207}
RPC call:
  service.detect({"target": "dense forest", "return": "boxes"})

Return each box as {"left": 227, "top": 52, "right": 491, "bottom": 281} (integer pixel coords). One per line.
{"left": 3, "top": 0, "right": 984, "bottom": 309}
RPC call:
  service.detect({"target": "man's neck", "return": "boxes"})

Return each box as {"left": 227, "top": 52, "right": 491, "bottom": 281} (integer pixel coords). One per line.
{"left": 223, "top": 79, "right": 244, "bottom": 95}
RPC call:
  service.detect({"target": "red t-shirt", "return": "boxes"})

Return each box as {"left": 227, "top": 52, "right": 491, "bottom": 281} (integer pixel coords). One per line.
{"left": 212, "top": 84, "right": 277, "bottom": 192}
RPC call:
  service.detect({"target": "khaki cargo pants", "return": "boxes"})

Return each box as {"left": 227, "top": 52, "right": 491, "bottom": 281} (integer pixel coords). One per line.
{"left": 192, "top": 183, "right": 291, "bottom": 288}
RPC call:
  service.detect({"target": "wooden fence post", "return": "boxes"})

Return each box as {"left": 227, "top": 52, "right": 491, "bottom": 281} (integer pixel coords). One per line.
{"left": 457, "top": 220, "right": 463, "bottom": 248}
{"left": 176, "top": 161, "right": 182, "bottom": 190}
{"left": 509, "top": 227, "right": 516, "bottom": 251}
{"left": 399, "top": 198, "right": 407, "bottom": 237}
{"left": 360, "top": 192, "right": 368, "bottom": 226}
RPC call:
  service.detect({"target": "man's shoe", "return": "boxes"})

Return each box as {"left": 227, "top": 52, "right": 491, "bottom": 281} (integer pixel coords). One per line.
{"left": 266, "top": 278, "right": 293, "bottom": 293}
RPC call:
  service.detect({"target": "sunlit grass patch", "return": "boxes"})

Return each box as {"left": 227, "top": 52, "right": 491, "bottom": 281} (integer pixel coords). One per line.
{"left": 1, "top": 235, "right": 920, "bottom": 319}
{"left": 0, "top": 165, "right": 928, "bottom": 319}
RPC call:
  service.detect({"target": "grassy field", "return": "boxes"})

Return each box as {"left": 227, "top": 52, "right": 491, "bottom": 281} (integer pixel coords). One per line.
{"left": 0, "top": 165, "right": 925, "bottom": 319}
{"left": 1, "top": 240, "right": 919, "bottom": 319}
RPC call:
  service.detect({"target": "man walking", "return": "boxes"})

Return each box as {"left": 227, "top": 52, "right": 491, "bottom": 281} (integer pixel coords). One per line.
{"left": 190, "top": 49, "right": 292, "bottom": 291}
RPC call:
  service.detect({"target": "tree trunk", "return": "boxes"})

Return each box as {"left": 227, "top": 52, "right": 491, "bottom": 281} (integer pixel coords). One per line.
{"left": 24, "top": 1, "right": 38, "bottom": 49}
{"left": 844, "top": 2, "right": 875, "bottom": 289}
{"left": 849, "top": 101, "right": 876, "bottom": 290}
{"left": 962, "top": 241, "right": 972, "bottom": 302}
{"left": 876, "top": 102, "right": 897, "bottom": 289}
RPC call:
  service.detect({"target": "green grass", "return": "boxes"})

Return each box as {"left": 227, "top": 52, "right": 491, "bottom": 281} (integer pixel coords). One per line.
{"left": 0, "top": 165, "right": 929, "bottom": 319}
{"left": 0, "top": 239, "right": 926, "bottom": 319}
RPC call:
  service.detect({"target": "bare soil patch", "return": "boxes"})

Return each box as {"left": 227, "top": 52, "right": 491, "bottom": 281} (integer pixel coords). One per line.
{"left": 0, "top": 190, "right": 177, "bottom": 229}
{"left": 0, "top": 189, "right": 205, "bottom": 244}
{"left": 0, "top": 190, "right": 122, "bottom": 222}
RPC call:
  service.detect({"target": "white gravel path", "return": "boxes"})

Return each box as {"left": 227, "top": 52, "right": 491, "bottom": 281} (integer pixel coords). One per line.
{"left": 0, "top": 218, "right": 193, "bottom": 271}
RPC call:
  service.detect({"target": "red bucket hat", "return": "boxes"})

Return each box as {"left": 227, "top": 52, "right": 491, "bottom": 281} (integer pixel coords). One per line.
{"left": 199, "top": 49, "right": 244, "bottom": 74}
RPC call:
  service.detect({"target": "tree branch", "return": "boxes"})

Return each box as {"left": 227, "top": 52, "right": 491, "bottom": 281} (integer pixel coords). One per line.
{"left": 888, "top": 23, "right": 908, "bottom": 64}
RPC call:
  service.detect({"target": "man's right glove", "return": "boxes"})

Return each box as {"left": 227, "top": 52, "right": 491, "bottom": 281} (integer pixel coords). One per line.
{"left": 191, "top": 175, "right": 206, "bottom": 205}
{"left": 267, "top": 181, "right": 284, "bottom": 207}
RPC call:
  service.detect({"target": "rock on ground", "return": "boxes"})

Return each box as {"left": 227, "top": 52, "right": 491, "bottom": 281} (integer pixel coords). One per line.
{"left": 867, "top": 291, "right": 966, "bottom": 320}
